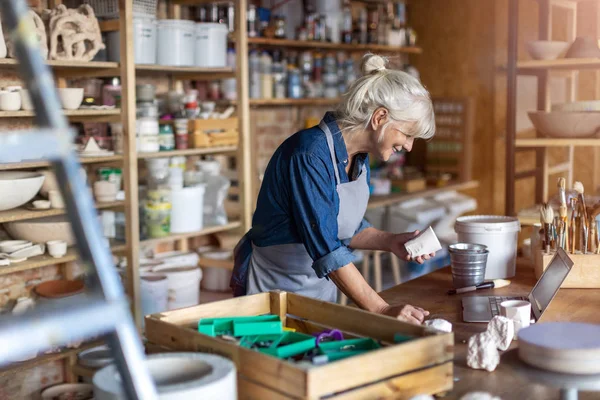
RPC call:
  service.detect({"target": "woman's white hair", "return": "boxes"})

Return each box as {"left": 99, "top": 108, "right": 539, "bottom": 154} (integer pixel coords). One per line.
{"left": 335, "top": 54, "right": 435, "bottom": 142}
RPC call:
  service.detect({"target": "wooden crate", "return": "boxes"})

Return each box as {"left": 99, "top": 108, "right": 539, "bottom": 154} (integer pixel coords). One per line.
{"left": 189, "top": 117, "right": 239, "bottom": 148}
{"left": 536, "top": 250, "right": 600, "bottom": 288}
{"left": 145, "top": 291, "right": 454, "bottom": 400}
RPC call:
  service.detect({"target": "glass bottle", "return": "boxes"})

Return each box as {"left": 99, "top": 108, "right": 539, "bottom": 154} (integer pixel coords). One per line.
{"left": 342, "top": 1, "right": 353, "bottom": 44}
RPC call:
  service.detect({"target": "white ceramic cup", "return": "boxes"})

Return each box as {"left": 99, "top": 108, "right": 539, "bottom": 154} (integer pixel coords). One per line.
{"left": 48, "top": 189, "right": 65, "bottom": 209}
{"left": 0, "top": 90, "right": 22, "bottom": 111}
{"left": 94, "top": 181, "right": 118, "bottom": 202}
{"left": 501, "top": 300, "right": 532, "bottom": 339}
{"left": 46, "top": 240, "right": 67, "bottom": 258}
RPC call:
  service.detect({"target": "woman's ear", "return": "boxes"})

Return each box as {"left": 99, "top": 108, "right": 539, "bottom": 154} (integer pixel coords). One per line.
{"left": 370, "top": 107, "right": 389, "bottom": 131}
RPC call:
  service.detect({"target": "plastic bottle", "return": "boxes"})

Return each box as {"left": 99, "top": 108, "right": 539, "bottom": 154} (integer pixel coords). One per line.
{"left": 249, "top": 50, "right": 261, "bottom": 99}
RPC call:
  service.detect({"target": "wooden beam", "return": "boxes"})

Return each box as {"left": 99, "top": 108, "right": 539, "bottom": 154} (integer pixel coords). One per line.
{"left": 236, "top": 0, "right": 252, "bottom": 231}
{"left": 119, "top": 0, "right": 142, "bottom": 329}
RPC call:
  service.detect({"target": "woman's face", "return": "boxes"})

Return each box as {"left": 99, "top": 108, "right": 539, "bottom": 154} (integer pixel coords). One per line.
{"left": 371, "top": 119, "right": 415, "bottom": 162}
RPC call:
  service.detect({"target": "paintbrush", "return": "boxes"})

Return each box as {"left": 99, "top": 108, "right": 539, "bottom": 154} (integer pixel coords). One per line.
{"left": 558, "top": 178, "right": 568, "bottom": 247}
{"left": 574, "top": 182, "right": 589, "bottom": 253}
{"left": 557, "top": 205, "right": 567, "bottom": 249}
{"left": 447, "top": 279, "right": 511, "bottom": 295}
{"left": 569, "top": 197, "right": 579, "bottom": 253}
{"left": 540, "top": 203, "right": 554, "bottom": 253}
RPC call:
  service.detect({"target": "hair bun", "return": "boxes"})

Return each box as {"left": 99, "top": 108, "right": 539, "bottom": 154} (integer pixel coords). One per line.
{"left": 361, "top": 54, "right": 388, "bottom": 75}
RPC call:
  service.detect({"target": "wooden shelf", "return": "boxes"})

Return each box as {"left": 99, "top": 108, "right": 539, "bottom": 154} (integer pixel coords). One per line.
{"left": 367, "top": 180, "right": 479, "bottom": 209}
{"left": 249, "top": 98, "right": 340, "bottom": 107}
{"left": 137, "top": 146, "right": 238, "bottom": 159}
{"left": 71, "top": 363, "right": 97, "bottom": 379}
{"left": 0, "top": 341, "right": 103, "bottom": 377}
{"left": 0, "top": 59, "right": 119, "bottom": 77}
{"left": 0, "top": 242, "right": 126, "bottom": 276}
{"left": 246, "top": 37, "right": 423, "bottom": 54}
{"left": 136, "top": 65, "right": 234, "bottom": 79}
{"left": 0, "top": 109, "right": 121, "bottom": 122}
{"left": 0, "top": 155, "right": 123, "bottom": 171}
{"left": 517, "top": 58, "right": 600, "bottom": 71}
{"left": 139, "top": 221, "right": 242, "bottom": 247}
{"left": 515, "top": 138, "right": 600, "bottom": 147}
{"left": 0, "top": 201, "right": 124, "bottom": 224}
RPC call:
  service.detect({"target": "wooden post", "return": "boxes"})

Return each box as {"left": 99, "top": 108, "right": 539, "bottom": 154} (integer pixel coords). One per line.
{"left": 119, "top": 0, "right": 142, "bottom": 329}
{"left": 236, "top": 0, "right": 253, "bottom": 232}
{"left": 505, "top": 0, "right": 518, "bottom": 216}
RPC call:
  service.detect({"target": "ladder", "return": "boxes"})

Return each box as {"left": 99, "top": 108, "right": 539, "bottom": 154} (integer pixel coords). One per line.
{"left": 0, "top": 1, "right": 157, "bottom": 398}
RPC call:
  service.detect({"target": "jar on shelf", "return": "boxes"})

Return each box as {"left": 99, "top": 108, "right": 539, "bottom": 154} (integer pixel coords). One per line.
{"left": 288, "top": 68, "right": 302, "bottom": 99}
{"left": 159, "top": 124, "right": 175, "bottom": 152}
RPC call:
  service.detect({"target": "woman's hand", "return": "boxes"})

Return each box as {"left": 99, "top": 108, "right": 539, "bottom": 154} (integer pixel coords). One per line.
{"left": 379, "top": 303, "right": 430, "bottom": 325}
{"left": 388, "top": 230, "right": 436, "bottom": 264}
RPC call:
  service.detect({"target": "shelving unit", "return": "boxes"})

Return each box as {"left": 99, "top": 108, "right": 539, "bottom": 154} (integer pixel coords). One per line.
{"left": 246, "top": 37, "right": 423, "bottom": 54}
{"left": 0, "top": 340, "right": 104, "bottom": 377}
{"left": 0, "top": 109, "right": 121, "bottom": 121}
{"left": 0, "top": 155, "right": 123, "bottom": 171}
{"left": 0, "top": 200, "right": 124, "bottom": 224}
{"left": 139, "top": 221, "right": 242, "bottom": 247}
{"left": 248, "top": 98, "right": 341, "bottom": 107}
{"left": 137, "top": 146, "right": 237, "bottom": 159}
{"left": 505, "top": 0, "right": 589, "bottom": 217}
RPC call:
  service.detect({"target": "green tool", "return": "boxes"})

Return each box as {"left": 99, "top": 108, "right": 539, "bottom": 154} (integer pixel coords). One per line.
{"left": 318, "top": 338, "right": 381, "bottom": 362}
{"left": 198, "top": 315, "right": 282, "bottom": 337}
{"left": 255, "top": 332, "right": 317, "bottom": 359}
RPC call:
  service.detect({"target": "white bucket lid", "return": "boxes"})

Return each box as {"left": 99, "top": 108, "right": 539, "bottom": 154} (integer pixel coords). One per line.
{"left": 455, "top": 215, "right": 521, "bottom": 234}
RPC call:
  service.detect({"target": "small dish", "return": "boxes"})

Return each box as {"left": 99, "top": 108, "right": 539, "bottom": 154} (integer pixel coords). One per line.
{"left": 0, "top": 240, "right": 32, "bottom": 253}
{"left": 41, "top": 383, "right": 93, "bottom": 400}
{"left": 32, "top": 200, "right": 51, "bottom": 209}
{"left": 9, "top": 243, "right": 44, "bottom": 259}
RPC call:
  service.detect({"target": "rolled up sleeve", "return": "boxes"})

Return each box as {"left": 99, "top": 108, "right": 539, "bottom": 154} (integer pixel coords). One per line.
{"left": 288, "top": 153, "right": 356, "bottom": 278}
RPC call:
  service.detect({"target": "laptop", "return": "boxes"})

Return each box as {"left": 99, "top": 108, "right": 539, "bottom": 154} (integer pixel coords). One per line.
{"left": 462, "top": 247, "right": 573, "bottom": 323}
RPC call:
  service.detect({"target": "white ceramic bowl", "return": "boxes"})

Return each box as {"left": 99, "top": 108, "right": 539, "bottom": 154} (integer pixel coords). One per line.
{"left": 58, "top": 88, "right": 84, "bottom": 110}
{"left": 552, "top": 100, "right": 600, "bottom": 112}
{"left": 47, "top": 240, "right": 67, "bottom": 258}
{"left": 4, "top": 215, "right": 75, "bottom": 245}
{"left": 20, "top": 89, "right": 34, "bottom": 111}
{"left": 0, "top": 171, "right": 45, "bottom": 211}
{"left": 526, "top": 41, "right": 570, "bottom": 60}
{"left": 528, "top": 111, "right": 600, "bottom": 138}
{"left": 0, "top": 90, "right": 22, "bottom": 111}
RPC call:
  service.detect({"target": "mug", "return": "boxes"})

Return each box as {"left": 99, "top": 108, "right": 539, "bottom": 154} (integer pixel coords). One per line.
{"left": 500, "top": 300, "right": 532, "bottom": 340}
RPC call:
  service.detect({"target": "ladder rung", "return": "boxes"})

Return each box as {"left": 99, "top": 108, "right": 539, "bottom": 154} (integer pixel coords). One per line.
{"left": 547, "top": 162, "right": 571, "bottom": 175}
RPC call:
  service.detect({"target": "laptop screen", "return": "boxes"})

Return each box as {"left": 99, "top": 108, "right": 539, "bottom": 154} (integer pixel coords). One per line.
{"left": 528, "top": 248, "right": 573, "bottom": 321}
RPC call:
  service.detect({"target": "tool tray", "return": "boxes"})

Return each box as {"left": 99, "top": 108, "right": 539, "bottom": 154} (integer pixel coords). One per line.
{"left": 145, "top": 291, "right": 453, "bottom": 399}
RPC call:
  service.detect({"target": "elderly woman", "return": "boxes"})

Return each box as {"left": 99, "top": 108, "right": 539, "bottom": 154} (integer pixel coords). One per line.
{"left": 231, "top": 54, "right": 436, "bottom": 325}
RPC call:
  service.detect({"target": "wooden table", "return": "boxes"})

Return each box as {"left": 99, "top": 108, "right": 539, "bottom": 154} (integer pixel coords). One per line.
{"left": 379, "top": 260, "right": 600, "bottom": 400}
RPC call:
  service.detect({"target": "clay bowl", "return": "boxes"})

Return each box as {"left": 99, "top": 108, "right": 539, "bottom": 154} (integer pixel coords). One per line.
{"left": 58, "top": 88, "right": 84, "bottom": 110}
{"left": 565, "top": 37, "right": 600, "bottom": 58}
{"left": 0, "top": 171, "right": 45, "bottom": 211}
{"left": 35, "top": 279, "right": 85, "bottom": 299}
{"left": 528, "top": 111, "right": 600, "bottom": 138}
{"left": 526, "top": 41, "right": 569, "bottom": 60}
{"left": 3, "top": 215, "right": 75, "bottom": 245}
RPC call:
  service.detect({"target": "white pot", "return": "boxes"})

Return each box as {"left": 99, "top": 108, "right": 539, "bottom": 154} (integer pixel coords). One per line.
{"left": 58, "top": 88, "right": 84, "bottom": 110}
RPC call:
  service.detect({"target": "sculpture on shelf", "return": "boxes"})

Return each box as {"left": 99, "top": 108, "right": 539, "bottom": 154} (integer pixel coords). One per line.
{"left": 46, "top": 5, "right": 104, "bottom": 62}
{"left": 5, "top": 10, "right": 48, "bottom": 60}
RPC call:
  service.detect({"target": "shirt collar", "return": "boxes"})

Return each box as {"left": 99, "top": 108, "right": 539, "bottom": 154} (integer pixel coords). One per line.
{"left": 322, "top": 112, "right": 349, "bottom": 166}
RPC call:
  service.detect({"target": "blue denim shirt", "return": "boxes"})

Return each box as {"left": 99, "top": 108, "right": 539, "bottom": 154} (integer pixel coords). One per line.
{"left": 248, "top": 112, "right": 371, "bottom": 279}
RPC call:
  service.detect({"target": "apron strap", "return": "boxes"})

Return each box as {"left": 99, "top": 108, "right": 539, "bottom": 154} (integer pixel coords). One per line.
{"left": 319, "top": 120, "right": 341, "bottom": 186}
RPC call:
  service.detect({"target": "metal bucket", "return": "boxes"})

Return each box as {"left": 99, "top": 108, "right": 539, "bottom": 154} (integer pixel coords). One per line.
{"left": 449, "top": 243, "right": 489, "bottom": 288}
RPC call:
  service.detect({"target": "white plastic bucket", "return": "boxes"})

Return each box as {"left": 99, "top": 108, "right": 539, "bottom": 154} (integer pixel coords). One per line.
{"left": 200, "top": 250, "right": 232, "bottom": 292}
{"left": 157, "top": 20, "right": 195, "bottom": 66}
{"left": 195, "top": 23, "right": 228, "bottom": 67}
{"left": 152, "top": 265, "right": 202, "bottom": 310}
{"left": 170, "top": 186, "right": 205, "bottom": 233}
{"left": 454, "top": 215, "right": 521, "bottom": 279}
{"left": 134, "top": 16, "right": 157, "bottom": 64}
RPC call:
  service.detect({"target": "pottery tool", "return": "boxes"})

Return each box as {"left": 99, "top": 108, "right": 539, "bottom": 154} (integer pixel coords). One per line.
{"left": 540, "top": 203, "right": 554, "bottom": 253}
{"left": 447, "top": 279, "right": 511, "bottom": 295}
{"left": 574, "top": 182, "right": 589, "bottom": 253}
{"left": 569, "top": 198, "right": 578, "bottom": 254}
{"left": 558, "top": 178, "right": 569, "bottom": 248}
